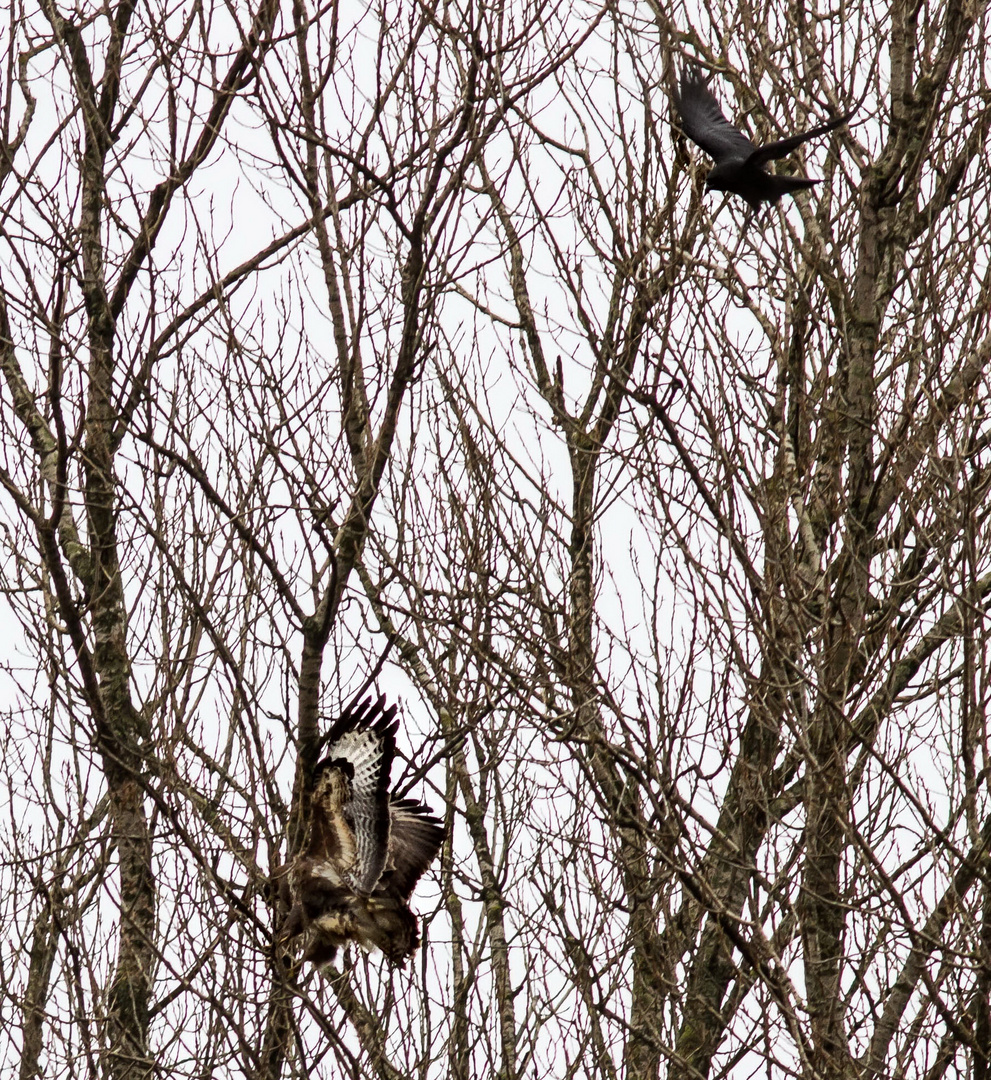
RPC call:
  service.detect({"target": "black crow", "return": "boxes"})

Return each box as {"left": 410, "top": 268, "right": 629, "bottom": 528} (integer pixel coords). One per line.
{"left": 674, "top": 65, "right": 852, "bottom": 210}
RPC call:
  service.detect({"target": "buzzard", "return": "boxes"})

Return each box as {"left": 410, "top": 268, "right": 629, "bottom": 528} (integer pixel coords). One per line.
{"left": 674, "top": 64, "right": 852, "bottom": 209}
{"left": 276, "top": 696, "right": 444, "bottom": 969}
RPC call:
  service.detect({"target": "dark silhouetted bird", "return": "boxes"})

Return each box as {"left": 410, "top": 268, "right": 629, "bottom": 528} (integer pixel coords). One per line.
{"left": 674, "top": 65, "right": 852, "bottom": 210}
{"left": 275, "top": 695, "right": 444, "bottom": 970}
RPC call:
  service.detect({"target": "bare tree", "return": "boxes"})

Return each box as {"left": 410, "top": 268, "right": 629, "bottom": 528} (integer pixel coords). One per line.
{"left": 2, "top": 1, "right": 991, "bottom": 1079}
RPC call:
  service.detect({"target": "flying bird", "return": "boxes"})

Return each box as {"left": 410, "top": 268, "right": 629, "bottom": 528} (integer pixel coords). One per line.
{"left": 276, "top": 695, "right": 444, "bottom": 969}
{"left": 674, "top": 65, "right": 852, "bottom": 209}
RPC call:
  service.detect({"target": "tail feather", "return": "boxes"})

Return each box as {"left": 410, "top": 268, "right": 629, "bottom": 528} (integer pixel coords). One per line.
{"left": 753, "top": 174, "right": 820, "bottom": 209}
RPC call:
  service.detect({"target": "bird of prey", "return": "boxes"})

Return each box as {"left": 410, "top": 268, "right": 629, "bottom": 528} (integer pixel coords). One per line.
{"left": 674, "top": 65, "right": 852, "bottom": 209}
{"left": 276, "top": 695, "right": 445, "bottom": 969}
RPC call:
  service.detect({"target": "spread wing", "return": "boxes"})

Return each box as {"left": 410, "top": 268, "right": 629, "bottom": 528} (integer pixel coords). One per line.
{"left": 385, "top": 797, "right": 445, "bottom": 899}
{"left": 315, "top": 695, "right": 398, "bottom": 894}
{"left": 285, "top": 696, "right": 446, "bottom": 968}
{"left": 675, "top": 65, "right": 757, "bottom": 164}
{"left": 749, "top": 112, "right": 853, "bottom": 166}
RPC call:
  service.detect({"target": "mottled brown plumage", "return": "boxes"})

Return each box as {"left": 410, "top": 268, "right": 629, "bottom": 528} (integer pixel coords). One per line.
{"left": 276, "top": 696, "right": 444, "bottom": 969}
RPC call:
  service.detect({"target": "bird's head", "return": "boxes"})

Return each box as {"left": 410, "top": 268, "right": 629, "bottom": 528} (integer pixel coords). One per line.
{"left": 705, "top": 161, "right": 746, "bottom": 193}
{"left": 312, "top": 757, "right": 355, "bottom": 799}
